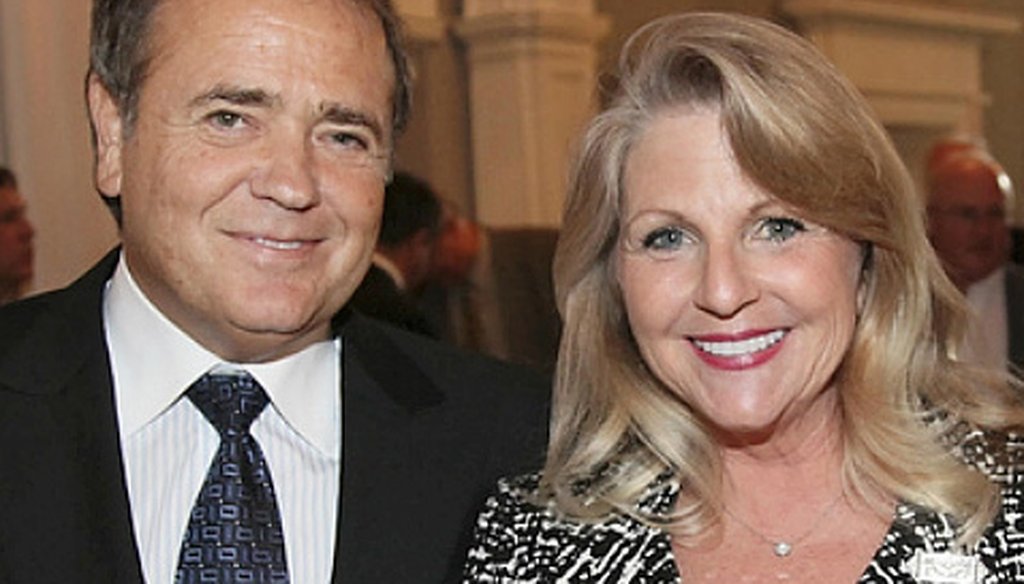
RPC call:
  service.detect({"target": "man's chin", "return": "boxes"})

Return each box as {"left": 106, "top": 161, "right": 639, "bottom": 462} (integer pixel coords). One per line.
{"left": 225, "top": 313, "right": 333, "bottom": 355}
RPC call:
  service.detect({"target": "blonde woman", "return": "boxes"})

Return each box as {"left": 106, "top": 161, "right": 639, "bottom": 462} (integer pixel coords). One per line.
{"left": 463, "top": 12, "right": 1024, "bottom": 583}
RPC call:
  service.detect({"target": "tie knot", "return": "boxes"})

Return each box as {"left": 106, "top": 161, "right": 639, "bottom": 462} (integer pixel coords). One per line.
{"left": 186, "top": 372, "right": 270, "bottom": 437}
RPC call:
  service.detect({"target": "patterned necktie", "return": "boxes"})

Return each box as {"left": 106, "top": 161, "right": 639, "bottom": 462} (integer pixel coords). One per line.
{"left": 176, "top": 372, "right": 289, "bottom": 583}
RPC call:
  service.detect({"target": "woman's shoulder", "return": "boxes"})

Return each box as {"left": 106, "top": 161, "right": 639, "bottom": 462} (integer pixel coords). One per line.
{"left": 469, "top": 472, "right": 642, "bottom": 540}
{"left": 974, "top": 481, "right": 1024, "bottom": 578}
{"left": 472, "top": 470, "right": 679, "bottom": 534}
{"left": 862, "top": 483, "right": 1024, "bottom": 583}
{"left": 471, "top": 473, "right": 548, "bottom": 531}
{"left": 954, "top": 426, "right": 1024, "bottom": 484}
{"left": 464, "top": 472, "right": 680, "bottom": 582}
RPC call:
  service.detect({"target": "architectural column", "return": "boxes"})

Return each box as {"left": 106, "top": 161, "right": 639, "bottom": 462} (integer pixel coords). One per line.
{"left": 391, "top": 0, "right": 476, "bottom": 212}
{"left": 0, "top": 0, "right": 114, "bottom": 294}
{"left": 456, "top": 0, "right": 609, "bottom": 227}
{"left": 393, "top": 0, "right": 446, "bottom": 41}
{"left": 782, "top": 0, "right": 1020, "bottom": 192}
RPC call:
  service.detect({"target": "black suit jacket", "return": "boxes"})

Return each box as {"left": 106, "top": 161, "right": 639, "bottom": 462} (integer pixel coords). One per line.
{"left": 0, "top": 251, "right": 549, "bottom": 583}
{"left": 1007, "top": 262, "right": 1024, "bottom": 371}
{"left": 350, "top": 263, "right": 438, "bottom": 338}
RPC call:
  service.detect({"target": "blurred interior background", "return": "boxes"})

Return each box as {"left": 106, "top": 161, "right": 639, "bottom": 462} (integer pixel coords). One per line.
{"left": 2, "top": 0, "right": 1022, "bottom": 367}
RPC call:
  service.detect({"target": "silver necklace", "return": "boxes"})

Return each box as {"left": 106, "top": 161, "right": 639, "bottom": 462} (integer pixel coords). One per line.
{"left": 724, "top": 494, "right": 844, "bottom": 558}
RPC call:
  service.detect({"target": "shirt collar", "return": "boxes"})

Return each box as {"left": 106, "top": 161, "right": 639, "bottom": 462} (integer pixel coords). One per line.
{"left": 104, "top": 254, "right": 340, "bottom": 458}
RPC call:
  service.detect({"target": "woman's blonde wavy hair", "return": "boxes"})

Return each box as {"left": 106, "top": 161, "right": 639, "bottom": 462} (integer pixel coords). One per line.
{"left": 543, "top": 11, "right": 1024, "bottom": 545}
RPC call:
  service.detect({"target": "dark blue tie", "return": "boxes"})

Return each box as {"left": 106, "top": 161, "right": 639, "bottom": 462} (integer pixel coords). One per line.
{"left": 176, "top": 372, "right": 290, "bottom": 583}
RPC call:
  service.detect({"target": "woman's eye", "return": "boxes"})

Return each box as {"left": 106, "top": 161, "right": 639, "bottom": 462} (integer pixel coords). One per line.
{"left": 643, "top": 226, "right": 688, "bottom": 250}
{"left": 756, "top": 217, "right": 805, "bottom": 242}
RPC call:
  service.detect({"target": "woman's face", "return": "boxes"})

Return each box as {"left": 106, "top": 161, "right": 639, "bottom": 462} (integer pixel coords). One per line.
{"left": 615, "top": 108, "right": 863, "bottom": 442}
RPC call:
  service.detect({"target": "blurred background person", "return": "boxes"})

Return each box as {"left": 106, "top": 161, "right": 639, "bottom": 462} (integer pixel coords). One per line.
{"left": 464, "top": 12, "right": 1024, "bottom": 582}
{"left": 926, "top": 139, "right": 1024, "bottom": 371}
{"left": 419, "top": 200, "right": 490, "bottom": 348}
{"left": 350, "top": 171, "right": 442, "bottom": 338}
{"left": 432, "top": 201, "right": 483, "bottom": 290}
{"left": 422, "top": 201, "right": 563, "bottom": 373}
{"left": 0, "top": 167, "right": 34, "bottom": 304}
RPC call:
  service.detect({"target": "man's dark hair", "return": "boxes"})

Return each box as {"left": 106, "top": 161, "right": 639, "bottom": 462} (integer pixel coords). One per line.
{"left": 88, "top": 0, "right": 411, "bottom": 133}
{"left": 379, "top": 172, "right": 442, "bottom": 247}
{"left": 88, "top": 0, "right": 413, "bottom": 222}
{"left": 0, "top": 167, "right": 17, "bottom": 190}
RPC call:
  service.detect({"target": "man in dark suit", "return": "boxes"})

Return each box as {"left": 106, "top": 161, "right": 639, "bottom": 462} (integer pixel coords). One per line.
{"left": 0, "top": 1, "right": 548, "bottom": 582}
{"left": 350, "top": 171, "right": 442, "bottom": 338}
{"left": 926, "top": 138, "right": 1024, "bottom": 371}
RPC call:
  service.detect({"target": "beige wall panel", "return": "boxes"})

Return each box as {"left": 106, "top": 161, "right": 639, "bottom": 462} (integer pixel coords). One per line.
{"left": 0, "top": 0, "right": 116, "bottom": 295}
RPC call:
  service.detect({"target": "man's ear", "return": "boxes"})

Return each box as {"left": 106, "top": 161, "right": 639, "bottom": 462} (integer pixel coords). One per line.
{"left": 87, "top": 74, "right": 124, "bottom": 197}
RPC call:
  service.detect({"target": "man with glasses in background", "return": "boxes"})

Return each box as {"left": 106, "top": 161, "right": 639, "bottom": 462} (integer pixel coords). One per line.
{"left": 926, "top": 138, "right": 1024, "bottom": 372}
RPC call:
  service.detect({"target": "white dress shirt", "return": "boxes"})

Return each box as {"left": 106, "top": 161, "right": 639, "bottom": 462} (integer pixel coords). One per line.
{"left": 104, "top": 256, "right": 341, "bottom": 584}
{"left": 963, "top": 267, "right": 1009, "bottom": 371}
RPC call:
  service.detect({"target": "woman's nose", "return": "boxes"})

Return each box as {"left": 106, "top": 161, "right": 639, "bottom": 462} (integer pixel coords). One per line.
{"left": 692, "top": 244, "right": 759, "bottom": 318}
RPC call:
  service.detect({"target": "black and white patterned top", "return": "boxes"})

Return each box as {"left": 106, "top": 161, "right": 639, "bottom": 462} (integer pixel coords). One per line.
{"left": 462, "top": 430, "right": 1024, "bottom": 582}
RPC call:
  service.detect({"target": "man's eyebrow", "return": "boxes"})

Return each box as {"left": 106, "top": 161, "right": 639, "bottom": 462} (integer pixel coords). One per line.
{"left": 189, "top": 85, "right": 278, "bottom": 109}
{"left": 320, "top": 104, "right": 386, "bottom": 144}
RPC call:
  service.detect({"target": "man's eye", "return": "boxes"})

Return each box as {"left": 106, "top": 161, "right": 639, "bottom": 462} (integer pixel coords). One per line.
{"left": 643, "top": 226, "right": 687, "bottom": 250}
{"left": 331, "top": 131, "right": 369, "bottom": 150}
{"left": 207, "top": 111, "right": 244, "bottom": 129}
{"left": 756, "top": 217, "right": 805, "bottom": 242}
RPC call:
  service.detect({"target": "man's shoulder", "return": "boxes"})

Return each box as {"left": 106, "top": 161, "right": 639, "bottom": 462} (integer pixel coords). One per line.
{"left": 0, "top": 284, "right": 84, "bottom": 358}
{"left": 0, "top": 252, "right": 115, "bottom": 379}
{"left": 338, "top": 311, "right": 550, "bottom": 471}
{"left": 0, "top": 290, "right": 57, "bottom": 344}
{"left": 345, "top": 312, "right": 549, "bottom": 402}
{"left": 339, "top": 312, "right": 552, "bottom": 500}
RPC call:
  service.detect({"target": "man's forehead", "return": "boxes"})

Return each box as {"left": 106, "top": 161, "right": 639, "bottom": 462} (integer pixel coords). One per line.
{"left": 141, "top": 0, "right": 392, "bottom": 126}
{"left": 149, "top": 0, "right": 381, "bottom": 46}
{"left": 932, "top": 159, "right": 1003, "bottom": 199}
{"left": 934, "top": 177, "right": 1003, "bottom": 206}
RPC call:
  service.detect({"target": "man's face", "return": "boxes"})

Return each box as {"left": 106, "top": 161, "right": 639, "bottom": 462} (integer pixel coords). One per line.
{"left": 0, "top": 186, "right": 34, "bottom": 297}
{"left": 927, "top": 161, "right": 1010, "bottom": 289}
{"left": 89, "top": 0, "right": 394, "bottom": 361}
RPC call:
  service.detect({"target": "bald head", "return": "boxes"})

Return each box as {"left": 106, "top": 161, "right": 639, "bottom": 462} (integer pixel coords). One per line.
{"left": 926, "top": 146, "right": 1011, "bottom": 290}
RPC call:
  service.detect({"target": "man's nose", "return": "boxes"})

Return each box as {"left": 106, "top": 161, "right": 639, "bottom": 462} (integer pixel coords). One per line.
{"left": 251, "top": 132, "right": 320, "bottom": 211}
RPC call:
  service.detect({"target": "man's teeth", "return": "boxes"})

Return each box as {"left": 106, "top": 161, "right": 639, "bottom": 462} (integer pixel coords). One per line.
{"left": 692, "top": 330, "right": 786, "bottom": 357}
{"left": 255, "top": 237, "right": 302, "bottom": 251}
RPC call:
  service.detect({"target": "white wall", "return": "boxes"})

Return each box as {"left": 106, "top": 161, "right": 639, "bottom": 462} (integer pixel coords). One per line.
{"left": 0, "top": 0, "right": 117, "bottom": 295}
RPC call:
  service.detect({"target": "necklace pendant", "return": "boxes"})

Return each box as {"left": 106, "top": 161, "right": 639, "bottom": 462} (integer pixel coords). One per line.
{"left": 773, "top": 541, "right": 793, "bottom": 557}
